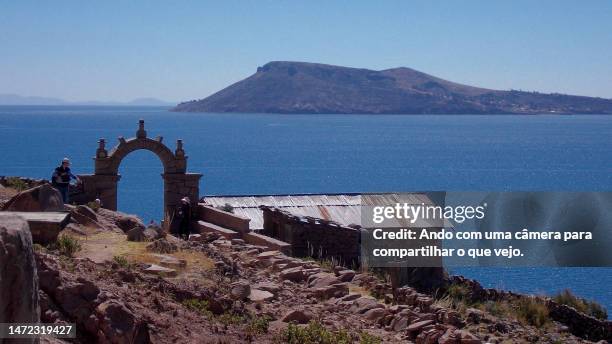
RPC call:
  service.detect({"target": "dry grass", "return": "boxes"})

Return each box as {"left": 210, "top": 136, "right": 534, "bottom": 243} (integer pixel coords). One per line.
{"left": 348, "top": 285, "right": 371, "bottom": 298}
{"left": 75, "top": 231, "right": 215, "bottom": 283}
{"left": 553, "top": 289, "right": 607, "bottom": 320}
{"left": 516, "top": 297, "right": 550, "bottom": 328}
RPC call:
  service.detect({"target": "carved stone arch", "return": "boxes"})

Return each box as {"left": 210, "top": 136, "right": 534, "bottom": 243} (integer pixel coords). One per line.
{"left": 78, "top": 120, "right": 201, "bottom": 222}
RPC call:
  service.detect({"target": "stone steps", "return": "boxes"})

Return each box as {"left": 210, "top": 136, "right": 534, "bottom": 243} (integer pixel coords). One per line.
{"left": 194, "top": 220, "right": 239, "bottom": 239}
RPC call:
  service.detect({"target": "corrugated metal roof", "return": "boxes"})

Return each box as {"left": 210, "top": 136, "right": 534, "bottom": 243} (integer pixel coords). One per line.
{"left": 200, "top": 193, "right": 436, "bottom": 230}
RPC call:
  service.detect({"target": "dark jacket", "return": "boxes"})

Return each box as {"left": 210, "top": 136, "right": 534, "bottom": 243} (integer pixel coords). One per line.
{"left": 52, "top": 166, "right": 76, "bottom": 186}
{"left": 178, "top": 202, "right": 191, "bottom": 225}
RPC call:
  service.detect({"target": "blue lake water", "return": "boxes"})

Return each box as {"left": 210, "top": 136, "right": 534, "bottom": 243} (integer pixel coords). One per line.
{"left": 1, "top": 105, "right": 611, "bottom": 315}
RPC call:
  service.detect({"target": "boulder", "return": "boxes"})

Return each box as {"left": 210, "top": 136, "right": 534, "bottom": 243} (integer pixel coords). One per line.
{"left": 312, "top": 283, "right": 349, "bottom": 300}
{"left": 92, "top": 301, "right": 150, "bottom": 344}
{"left": 127, "top": 226, "right": 146, "bottom": 242}
{"left": 36, "top": 253, "right": 100, "bottom": 325}
{"left": 338, "top": 294, "right": 361, "bottom": 303}
{"left": 281, "top": 308, "right": 314, "bottom": 324}
{"left": 115, "top": 215, "right": 145, "bottom": 233}
{"left": 157, "top": 255, "right": 187, "bottom": 269}
{"left": 0, "top": 214, "right": 40, "bottom": 326}
{"left": 143, "top": 227, "right": 162, "bottom": 241}
{"left": 337, "top": 270, "right": 356, "bottom": 282}
{"left": 438, "top": 328, "right": 481, "bottom": 344}
{"left": 2, "top": 183, "right": 64, "bottom": 211}
{"left": 146, "top": 238, "right": 178, "bottom": 254}
{"left": 350, "top": 297, "right": 385, "bottom": 314}
{"left": 307, "top": 272, "right": 342, "bottom": 288}
{"left": 142, "top": 264, "right": 177, "bottom": 278}
{"left": 76, "top": 204, "right": 98, "bottom": 220}
{"left": 390, "top": 314, "right": 410, "bottom": 331}
{"left": 407, "top": 319, "right": 434, "bottom": 334}
{"left": 248, "top": 289, "right": 274, "bottom": 302}
{"left": 364, "top": 308, "right": 387, "bottom": 322}
{"left": 442, "top": 310, "right": 466, "bottom": 328}
{"left": 69, "top": 205, "right": 104, "bottom": 230}
{"left": 35, "top": 252, "right": 151, "bottom": 343}
{"left": 279, "top": 267, "right": 306, "bottom": 282}
{"left": 416, "top": 326, "right": 447, "bottom": 344}
{"left": 230, "top": 281, "right": 251, "bottom": 300}
{"left": 253, "top": 282, "right": 282, "bottom": 295}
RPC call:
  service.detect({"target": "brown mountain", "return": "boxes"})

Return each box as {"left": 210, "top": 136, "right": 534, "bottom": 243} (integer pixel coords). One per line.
{"left": 173, "top": 61, "right": 612, "bottom": 114}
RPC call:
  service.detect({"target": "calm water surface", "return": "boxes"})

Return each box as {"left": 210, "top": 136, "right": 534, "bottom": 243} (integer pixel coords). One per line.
{"left": 1, "top": 106, "right": 611, "bottom": 315}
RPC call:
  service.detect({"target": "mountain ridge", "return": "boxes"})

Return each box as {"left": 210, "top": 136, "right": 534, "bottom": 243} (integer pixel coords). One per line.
{"left": 174, "top": 61, "right": 612, "bottom": 114}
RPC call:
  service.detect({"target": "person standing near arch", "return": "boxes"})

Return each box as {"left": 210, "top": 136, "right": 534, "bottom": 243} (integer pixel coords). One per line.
{"left": 51, "top": 157, "right": 80, "bottom": 203}
{"left": 176, "top": 197, "right": 192, "bottom": 240}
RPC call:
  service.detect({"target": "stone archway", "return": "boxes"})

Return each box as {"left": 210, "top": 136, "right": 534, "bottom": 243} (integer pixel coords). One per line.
{"left": 78, "top": 120, "right": 202, "bottom": 220}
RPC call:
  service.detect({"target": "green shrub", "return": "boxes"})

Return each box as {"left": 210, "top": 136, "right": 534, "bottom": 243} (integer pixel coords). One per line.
{"left": 54, "top": 235, "right": 82, "bottom": 257}
{"left": 218, "top": 312, "right": 247, "bottom": 326}
{"left": 517, "top": 298, "right": 549, "bottom": 328}
{"left": 359, "top": 331, "right": 382, "bottom": 344}
{"left": 112, "top": 255, "right": 130, "bottom": 269}
{"left": 32, "top": 243, "right": 46, "bottom": 253}
{"left": 86, "top": 201, "right": 101, "bottom": 212}
{"left": 280, "top": 321, "right": 351, "bottom": 344}
{"left": 246, "top": 315, "right": 271, "bottom": 336}
{"left": 554, "top": 289, "right": 607, "bottom": 320}
{"left": 5, "top": 177, "right": 28, "bottom": 191}
{"left": 181, "top": 298, "right": 212, "bottom": 318}
{"left": 482, "top": 300, "right": 512, "bottom": 318}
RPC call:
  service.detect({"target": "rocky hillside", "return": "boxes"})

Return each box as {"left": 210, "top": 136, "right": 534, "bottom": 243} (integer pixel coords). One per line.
{"left": 1, "top": 178, "right": 611, "bottom": 343}
{"left": 173, "top": 61, "right": 612, "bottom": 114}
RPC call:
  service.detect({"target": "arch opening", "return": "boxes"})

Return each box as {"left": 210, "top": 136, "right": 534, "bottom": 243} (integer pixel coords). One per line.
{"left": 117, "top": 149, "right": 164, "bottom": 222}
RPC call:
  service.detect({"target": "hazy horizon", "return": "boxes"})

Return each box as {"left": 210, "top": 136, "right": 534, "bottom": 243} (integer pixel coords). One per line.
{"left": 1, "top": 1, "right": 611, "bottom": 102}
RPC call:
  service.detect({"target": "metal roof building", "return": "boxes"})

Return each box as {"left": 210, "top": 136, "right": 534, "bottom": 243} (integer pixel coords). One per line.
{"left": 200, "top": 192, "right": 439, "bottom": 230}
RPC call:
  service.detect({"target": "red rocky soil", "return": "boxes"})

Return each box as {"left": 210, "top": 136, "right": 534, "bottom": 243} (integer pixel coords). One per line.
{"left": 35, "top": 223, "right": 600, "bottom": 343}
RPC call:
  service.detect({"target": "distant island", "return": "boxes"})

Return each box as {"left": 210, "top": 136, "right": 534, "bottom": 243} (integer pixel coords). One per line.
{"left": 0, "top": 94, "right": 174, "bottom": 106}
{"left": 173, "top": 61, "right": 612, "bottom": 114}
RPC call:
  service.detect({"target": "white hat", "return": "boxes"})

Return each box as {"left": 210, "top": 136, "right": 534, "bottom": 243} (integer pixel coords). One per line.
{"left": 62, "top": 157, "right": 70, "bottom": 163}
{"left": 181, "top": 197, "right": 191, "bottom": 203}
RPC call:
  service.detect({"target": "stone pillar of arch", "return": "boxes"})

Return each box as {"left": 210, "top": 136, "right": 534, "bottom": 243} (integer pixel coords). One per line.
{"left": 77, "top": 120, "right": 202, "bottom": 220}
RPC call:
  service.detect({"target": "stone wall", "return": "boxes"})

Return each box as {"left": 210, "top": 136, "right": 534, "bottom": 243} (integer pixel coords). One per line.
{"left": 76, "top": 174, "right": 120, "bottom": 210}
{"left": 194, "top": 204, "right": 250, "bottom": 233}
{"left": 547, "top": 301, "right": 612, "bottom": 342}
{"left": 260, "top": 206, "right": 361, "bottom": 266}
{"left": 450, "top": 275, "right": 612, "bottom": 342}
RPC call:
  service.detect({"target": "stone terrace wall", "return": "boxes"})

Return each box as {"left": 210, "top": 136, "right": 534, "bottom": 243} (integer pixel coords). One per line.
{"left": 195, "top": 204, "right": 250, "bottom": 233}
{"left": 450, "top": 275, "right": 612, "bottom": 342}
{"left": 260, "top": 206, "right": 361, "bottom": 266}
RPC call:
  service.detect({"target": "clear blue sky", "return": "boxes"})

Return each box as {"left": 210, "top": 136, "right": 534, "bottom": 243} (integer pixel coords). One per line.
{"left": 1, "top": 0, "right": 611, "bottom": 102}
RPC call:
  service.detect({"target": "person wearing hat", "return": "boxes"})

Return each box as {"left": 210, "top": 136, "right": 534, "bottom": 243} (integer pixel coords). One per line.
{"left": 51, "top": 157, "right": 80, "bottom": 203}
{"left": 176, "top": 197, "right": 192, "bottom": 240}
